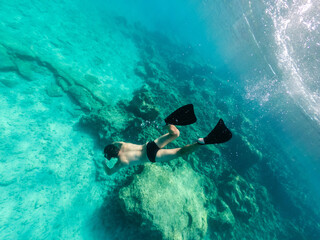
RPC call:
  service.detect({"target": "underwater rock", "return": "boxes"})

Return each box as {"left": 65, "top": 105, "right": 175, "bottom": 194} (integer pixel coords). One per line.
{"left": 46, "top": 83, "right": 63, "bottom": 97}
{"left": 0, "top": 77, "right": 19, "bottom": 88}
{"left": 189, "top": 147, "right": 224, "bottom": 181}
{"left": 134, "top": 62, "right": 147, "bottom": 78}
{"left": 127, "top": 88, "right": 159, "bottom": 121}
{"left": 123, "top": 118, "right": 161, "bottom": 143}
{"left": 218, "top": 171, "right": 258, "bottom": 222}
{"left": 118, "top": 163, "right": 208, "bottom": 240}
{"left": 168, "top": 61, "right": 192, "bottom": 81}
{"left": 79, "top": 105, "right": 130, "bottom": 140}
{"left": 0, "top": 45, "right": 15, "bottom": 72}
{"left": 56, "top": 76, "right": 70, "bottom": 91}
{"left": 14, "top": 58, "right": 38, "bottom": 81}
{"left": 225, "top": 132, "right": 263, "bottom": 173}
{"left": 192, "top": 63, "right": 215, "bottom": 76}
{"left": 134, "top": 60, "right": 158, "bottom": 79}
{"left": 215, "top": 99, "right": 229, "bottom": 114}
{"left": 202, "top": 177, "right": 236, "bottom": 232}
{"left": 143, "top": 61, "right": 158, "bottom": 78}
{"left": 225, "top": 114, "right": 263, "bottom": 174}
{"left": 114, "top": 16, "right": 128, "bottom": 27}
{"left": 168, "top": 61, "right": 215, "bottom": 85}
{"left": 68, "top": 85, "right": 101, "bottom": 111}
{"left": 84, "top": 73, "right": 100, "bottom": 85}
{"left": 208, "top": 198, "right": 236, "bottom": 231}
{"left": 192, "top": 74, "right": 208, "bottom": 86}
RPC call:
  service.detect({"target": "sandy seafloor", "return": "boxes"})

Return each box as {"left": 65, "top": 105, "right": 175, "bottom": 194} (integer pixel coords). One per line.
{"left": 1, "top": 0, "right": 320, "bottom": 239}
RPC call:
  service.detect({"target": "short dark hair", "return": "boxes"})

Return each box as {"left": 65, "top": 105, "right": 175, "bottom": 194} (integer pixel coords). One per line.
{"left": 104, "top": 143, "right": 121, "bottom": 160}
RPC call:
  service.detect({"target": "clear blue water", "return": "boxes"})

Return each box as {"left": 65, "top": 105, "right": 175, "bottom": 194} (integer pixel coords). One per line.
{"left": 1, "top": 0, "right": 319, "bottom": 239}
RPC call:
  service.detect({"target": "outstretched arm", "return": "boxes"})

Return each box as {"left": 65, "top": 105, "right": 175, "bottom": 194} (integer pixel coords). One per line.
{"left": 102, "top": 160, "right": 120, "bottom": 175}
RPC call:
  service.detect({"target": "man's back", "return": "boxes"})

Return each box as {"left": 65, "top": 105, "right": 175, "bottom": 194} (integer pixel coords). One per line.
{"left": 117, "top": 142, "right": 148, "bottom": 166}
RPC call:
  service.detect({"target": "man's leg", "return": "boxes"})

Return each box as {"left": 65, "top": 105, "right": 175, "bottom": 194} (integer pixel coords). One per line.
{"left": 155, "top": 142, "right": 201, "bottom": 163}
{"left": 153, "top": 125, "right": 180, "bottom": 149}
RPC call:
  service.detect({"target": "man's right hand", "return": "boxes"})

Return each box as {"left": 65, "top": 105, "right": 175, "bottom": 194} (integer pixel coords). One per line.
{"left": 102, "top": 160, "right": 112, "bottom": 175}
{"left": 102, "top": 160, "right": 120, "bottom": 175}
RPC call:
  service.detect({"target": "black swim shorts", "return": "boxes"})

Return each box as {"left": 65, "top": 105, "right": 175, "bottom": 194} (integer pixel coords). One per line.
{"left": 146, "top": 141, "right": 160, "bottom": 163}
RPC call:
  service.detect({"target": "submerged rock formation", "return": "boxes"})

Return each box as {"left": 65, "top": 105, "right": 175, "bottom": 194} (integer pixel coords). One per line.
{"left": 118, "top": 163, "right": 208, "bottom": 240}
{"left": 2, "top": 6, "right": 319, "bottom": 238}
{"left": 218, "top": 171, "right": 258, "bottom": 222}
{"left": 127, "top": 87, "right": 160, "bottom": 121}
{"left": 208, "top": 198, "right": 236, "bottom": 231}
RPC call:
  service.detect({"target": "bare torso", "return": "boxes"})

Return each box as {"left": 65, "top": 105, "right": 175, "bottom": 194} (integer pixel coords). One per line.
{"left": 104, "top": 125, "right": 182, "bottom": 175}
{"left": 116, "top": 141, "right": 148, "bottom": 166}
{"left": 103, "top": 141, "right": 148, "bottom": 175}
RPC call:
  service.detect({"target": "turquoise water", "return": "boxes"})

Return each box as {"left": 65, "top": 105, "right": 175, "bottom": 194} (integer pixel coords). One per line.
{"left": 1, "top": 0, "right": 319, "bottom": 239}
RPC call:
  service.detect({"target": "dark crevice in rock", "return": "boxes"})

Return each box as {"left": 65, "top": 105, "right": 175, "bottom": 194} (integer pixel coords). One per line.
{"left": 0, "top": 66, "right": 17, "bottom": 72}
{"left": 3, "top": 44, "right": 105, "bottom": 111}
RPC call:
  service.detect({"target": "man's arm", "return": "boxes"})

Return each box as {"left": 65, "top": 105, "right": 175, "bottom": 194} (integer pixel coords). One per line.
{"left": 102, "top": 160, "right": 121, "bottom": 176}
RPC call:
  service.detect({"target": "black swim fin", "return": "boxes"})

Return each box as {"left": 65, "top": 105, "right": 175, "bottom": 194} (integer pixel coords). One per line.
{"left": 200, "top": 119, "right": 232, "bottom": 144}
{"left": 165, "top": 104, "right": 197, "bottom": 126}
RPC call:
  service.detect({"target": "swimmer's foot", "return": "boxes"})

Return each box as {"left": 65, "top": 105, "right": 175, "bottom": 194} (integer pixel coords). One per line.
{"left": 197, "top": 138, "right": 205, "bottom": 145}
{"left": 197, "top": 119, "right": 232, "bottom": 145}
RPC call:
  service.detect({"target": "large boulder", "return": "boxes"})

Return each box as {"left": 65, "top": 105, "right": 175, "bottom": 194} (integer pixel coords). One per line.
{"left": 118, "top": 162, "right": 208, "bottom": 240}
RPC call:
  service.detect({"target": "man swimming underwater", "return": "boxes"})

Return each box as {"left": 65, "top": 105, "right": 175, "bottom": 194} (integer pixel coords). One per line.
{"left": 103, "top": 104, "right": 232, "bottom": 175}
